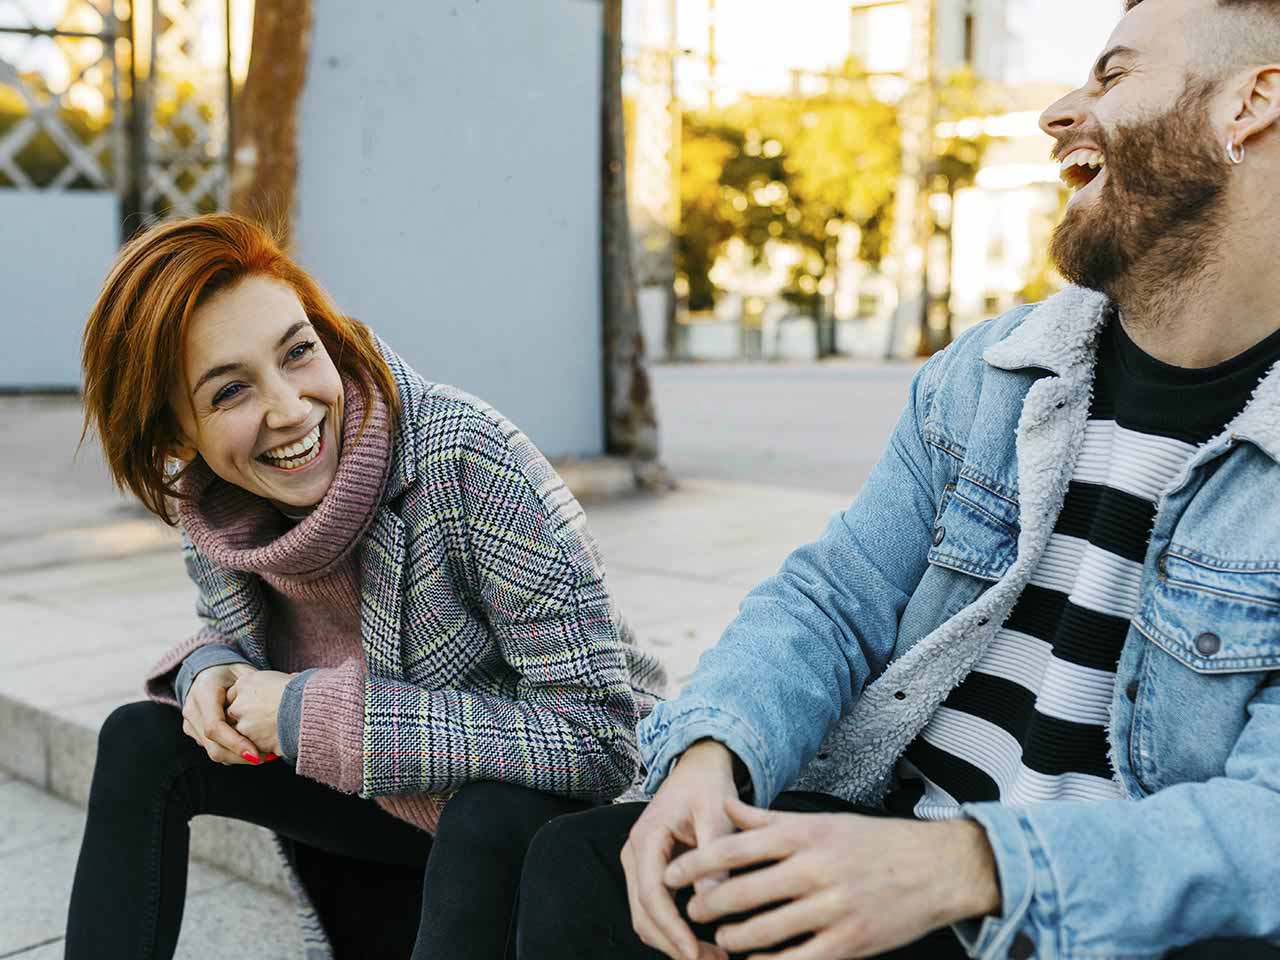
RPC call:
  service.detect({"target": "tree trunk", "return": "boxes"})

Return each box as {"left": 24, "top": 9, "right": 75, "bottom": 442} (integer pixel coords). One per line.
{"left": 602, "top": 0, "right": 661, "bottom": 463}
{"left": 229, "top": 0, "right": 313, "bottom": 245}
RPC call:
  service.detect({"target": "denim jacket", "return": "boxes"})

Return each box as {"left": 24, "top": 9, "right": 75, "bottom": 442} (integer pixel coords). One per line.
{"left": 637, "top": 285, "right": 1280, "bottom": 960}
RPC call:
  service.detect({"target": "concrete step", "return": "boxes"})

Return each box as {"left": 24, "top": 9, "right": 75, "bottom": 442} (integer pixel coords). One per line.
{"left": 0, "top": 773, "right": 303, "bottom": 958}
{"left": 0, "top": 478, "right": 846, "bottom": 922}
{"left": 0, "top": 670, "right": 294, "bottom": 897}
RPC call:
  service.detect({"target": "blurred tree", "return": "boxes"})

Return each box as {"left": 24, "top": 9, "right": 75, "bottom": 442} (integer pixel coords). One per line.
{"left": 675, "top": 62, "right": 901, "bottom": 355}
{"left": 1017, "top": 189, "right": 1068, "bottom": 304}
{"left": 603, "top": 0, "right": 663, "bottom": 472}
{"left": 918, "top": 67, "right": 994, "bottom": 354}
{"left": 229, "top": 0, "right": 313, "bottom": 241}
{"left": 676, "top": 113, "right": 789, "bottom": 311}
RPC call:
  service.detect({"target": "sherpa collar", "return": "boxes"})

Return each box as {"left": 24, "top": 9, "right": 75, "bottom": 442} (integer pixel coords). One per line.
{"left": 982, "top": 283, "right": 1280, "bottom": 464}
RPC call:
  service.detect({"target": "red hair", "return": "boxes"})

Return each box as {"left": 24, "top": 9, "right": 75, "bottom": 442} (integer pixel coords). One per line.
{"left": 80, "top": 213, "right": 400, "bottom": 525}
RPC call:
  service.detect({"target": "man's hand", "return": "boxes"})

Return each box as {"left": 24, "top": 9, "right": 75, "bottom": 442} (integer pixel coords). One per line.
{"left": 664, "top": 797, "right": 1001, "bottom": 959}
{"left": 225, "top": 670, "right": 294, "bottom": 757}
{"left": 621, "top": 739, "right": 743, "bottom": 960}
{"left": 182, "top": 662, "right": 265, "bottom": 764}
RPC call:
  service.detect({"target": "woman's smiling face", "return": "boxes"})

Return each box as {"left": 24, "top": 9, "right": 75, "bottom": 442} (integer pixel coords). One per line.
{"left": 171, "top": 275, "right": 344, "bottom": 510}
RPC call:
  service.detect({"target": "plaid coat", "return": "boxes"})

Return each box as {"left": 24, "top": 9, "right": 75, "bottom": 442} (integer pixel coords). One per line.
{"left": 169, "top": 339, "right": 667, "bottom": 956}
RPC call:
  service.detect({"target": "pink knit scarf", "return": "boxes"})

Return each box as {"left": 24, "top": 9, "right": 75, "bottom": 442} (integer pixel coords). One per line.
{"left": 177, "top": 377, "right": 392, "bottom": 586}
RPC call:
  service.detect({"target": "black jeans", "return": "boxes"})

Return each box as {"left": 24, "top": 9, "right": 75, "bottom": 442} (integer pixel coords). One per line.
{"left": 65, "top": 700, "right": 590, "bottom": 959}
{"left": 516, "top": 791, "right": 1280, "bottom": 960}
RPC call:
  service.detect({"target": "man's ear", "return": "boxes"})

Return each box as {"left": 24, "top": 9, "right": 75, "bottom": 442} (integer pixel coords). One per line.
{"left": 1230, "top": 64, "right": 1280, "bottom": 149}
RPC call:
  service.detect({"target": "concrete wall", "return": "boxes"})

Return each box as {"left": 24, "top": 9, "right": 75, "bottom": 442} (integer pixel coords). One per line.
{"left": 0, "top": 192, "right": 119, "bottom": 389}
{"left": 295, "top": 0, "right": 605, "bottom": 458}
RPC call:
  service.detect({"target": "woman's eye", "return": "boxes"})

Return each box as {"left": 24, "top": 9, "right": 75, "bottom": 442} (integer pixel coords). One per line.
{"left": 287, "top": 340, "right": 317, "bottom": 362}
{"left": 213, "top": 383, "right": 243, "bottom": 406}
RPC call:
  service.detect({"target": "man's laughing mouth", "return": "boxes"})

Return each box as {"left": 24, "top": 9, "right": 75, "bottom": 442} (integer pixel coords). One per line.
{"left": 1058, "top": 146, "right": 1107, "bottom": 191}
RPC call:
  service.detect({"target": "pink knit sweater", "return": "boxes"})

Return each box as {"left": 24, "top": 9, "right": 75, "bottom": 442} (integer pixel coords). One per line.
{"left": 153, "top": 381, "right": 447, "bottom": 833}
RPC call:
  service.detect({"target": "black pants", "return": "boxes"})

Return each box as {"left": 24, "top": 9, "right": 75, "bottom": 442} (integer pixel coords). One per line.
{"left": 64, "top": 700, "right": 589, "bottom": 959}
{"left": 516, "top": 791, "right": 1280, "bottom": 960}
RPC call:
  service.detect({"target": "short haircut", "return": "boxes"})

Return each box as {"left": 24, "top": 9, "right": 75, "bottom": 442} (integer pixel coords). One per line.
{"left": 80, "top": 213, "right": 402, "bottom": 525}
{"left": 1124, "top": 0, "right": 1280, "bottom": 76}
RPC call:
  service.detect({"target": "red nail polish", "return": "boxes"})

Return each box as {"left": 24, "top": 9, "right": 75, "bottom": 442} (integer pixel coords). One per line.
{"left": 263, "top": 753, "right": 279, "bottom": 762}
{"left": 242, "top": 752, "right": 260, "bottom": 764}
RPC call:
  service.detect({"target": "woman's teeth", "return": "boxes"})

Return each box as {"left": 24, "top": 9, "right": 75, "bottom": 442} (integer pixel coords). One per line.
{"left": 260, "top": 422, "right": 322, "bottom": 470}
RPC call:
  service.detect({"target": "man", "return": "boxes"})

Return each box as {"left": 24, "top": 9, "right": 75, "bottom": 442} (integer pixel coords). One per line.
{"left": 518, "top": 0, "right": 1280, "bottom": 957}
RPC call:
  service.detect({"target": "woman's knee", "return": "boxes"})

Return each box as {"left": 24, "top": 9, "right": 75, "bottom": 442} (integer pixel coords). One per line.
{"left": 437, "top": 781, "right": 588, "bottom": 849}
{"left": 95, "top": 700, "right": 186, "bottom": 780}
{"left": 518, "top": 811, "right": 633, "bottom": 950}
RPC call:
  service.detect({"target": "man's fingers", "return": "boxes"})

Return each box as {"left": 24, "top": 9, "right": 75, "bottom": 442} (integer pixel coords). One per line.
{"left": 687, "top": 860, "right": 813, "bottom": 926}
{"left": 225, "top": 683, "right": 239, "bottom": 705}
{"left": 690, "top": 798, "right": 735, "bottom": 894}
{"left": 635, "top": 831, "right": 701, "bottom": 960}
{"left": 742, "top": 922, "right": 847, "bottom": 960}
{"left": 725, "top": 795, "right": 773, "bottom": 830}
{"left": 666, "top": 823, "right": 794, "bottom": 890}
{"left": 714, "top": 891, "right": 831, "bottom": 955}
{"left": 622, "top": 839, "right": 687, "bottom": 959}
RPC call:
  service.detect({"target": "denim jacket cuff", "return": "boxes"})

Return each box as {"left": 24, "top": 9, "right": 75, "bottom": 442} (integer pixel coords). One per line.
{"left": 953, "top": 802, "right": 1055, "bottom": 960}
{"left": 637, "top": 701, "right": 774, "bottom": 802}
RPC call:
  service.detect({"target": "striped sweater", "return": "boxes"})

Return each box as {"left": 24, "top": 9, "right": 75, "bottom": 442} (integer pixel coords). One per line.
{"left": 888, "top": 313, "right": 1280, "bottom": 819}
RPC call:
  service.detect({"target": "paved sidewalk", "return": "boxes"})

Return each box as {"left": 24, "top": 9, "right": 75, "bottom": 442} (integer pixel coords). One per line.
{"left": 0, "top": 477, "right": 850, "bottom": 957}
{"left": 0, "top": 773, "right": 304, "bottom": 957}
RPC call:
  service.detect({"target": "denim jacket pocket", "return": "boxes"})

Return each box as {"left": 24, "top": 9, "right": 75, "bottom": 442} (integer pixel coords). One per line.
{"left": 1135, "top": 549, "right": 1280, "bottom": 673}
{"left": 1128, "top": 551, "right": 1280, "bottom": 793}
{"left": 927, "top": 476, "right": 1019, "bottom": 583}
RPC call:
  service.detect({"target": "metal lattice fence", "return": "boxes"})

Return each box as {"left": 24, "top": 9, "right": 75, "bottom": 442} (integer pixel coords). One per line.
{"left": 0, "top": 0, "right": 231, "bottom": 232}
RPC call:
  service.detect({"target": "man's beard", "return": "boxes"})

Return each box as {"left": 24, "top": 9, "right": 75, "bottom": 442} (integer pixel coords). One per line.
{"left": 1049, "top": 80, "right": 1229, "bottom": 298}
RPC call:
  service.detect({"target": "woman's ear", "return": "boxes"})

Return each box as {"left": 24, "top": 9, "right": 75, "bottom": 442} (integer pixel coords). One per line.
{"left": 168, "top": 432, "right": 198, "bottom": 464}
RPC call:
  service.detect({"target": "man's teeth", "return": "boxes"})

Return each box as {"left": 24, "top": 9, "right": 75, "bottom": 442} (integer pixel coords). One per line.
{"left": 261, "top": 423, "right": 321, "bottom": 466}
{"left": 1060, "top": 148, "right": 1106, "bottom": 186}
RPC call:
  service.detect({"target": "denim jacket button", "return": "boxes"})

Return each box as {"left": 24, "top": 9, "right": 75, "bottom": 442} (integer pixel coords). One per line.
{"left": 1009, "top": 931, "right": 1035, "bottom": 959}
{"left": 1125, "top": 679, "right": 1139, "bottom": 703}
{"left": 1194, "top": 632, "right": 1222, "bottom": 656}
{"left": 1156, "top": 552, "right": 1169, "bottom": 577}
{"left": 932, "top": 525, "right": 946, "bottom": 546}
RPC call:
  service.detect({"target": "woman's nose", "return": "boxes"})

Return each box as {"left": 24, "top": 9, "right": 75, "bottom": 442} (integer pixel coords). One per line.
{"left": 264, "top": 385, "right": 311, "bottom": 429}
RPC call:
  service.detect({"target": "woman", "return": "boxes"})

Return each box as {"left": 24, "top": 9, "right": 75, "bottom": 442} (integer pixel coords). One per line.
{"left": 66, "top": 213, "right": 666, "bottom": 959}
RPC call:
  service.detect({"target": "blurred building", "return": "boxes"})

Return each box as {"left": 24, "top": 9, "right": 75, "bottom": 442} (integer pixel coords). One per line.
{"left": 944, "top": 83, "right": 1067, "bottom": 336}
{"left": 1, "top": 0, "right": 608, "bottom": 459}
{"left": 626, "top": 0, "right": 1074, "bottom": 363}
{"left": 849, "top": 0, "right": 1007, "bottom": 89}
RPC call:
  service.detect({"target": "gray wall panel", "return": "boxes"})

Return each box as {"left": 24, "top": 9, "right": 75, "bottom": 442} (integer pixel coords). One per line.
{"left": 0, "top": 192, "right": 118, "bottom": 389}
{"left": 295, "top": 0, "right": 604, "bottom": 458}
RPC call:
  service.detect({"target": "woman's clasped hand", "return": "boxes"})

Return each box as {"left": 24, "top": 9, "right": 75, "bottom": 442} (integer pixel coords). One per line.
{"left": 180, "top": 662, "right": 288, "bottom": 765}
{"left": 225, "top": 669, "right": 294, "bottom": 758}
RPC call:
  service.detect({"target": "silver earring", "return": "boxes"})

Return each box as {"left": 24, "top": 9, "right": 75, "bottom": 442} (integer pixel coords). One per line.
{"left": 1227, "top": 138, "right": 1245, "bottom": 164}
